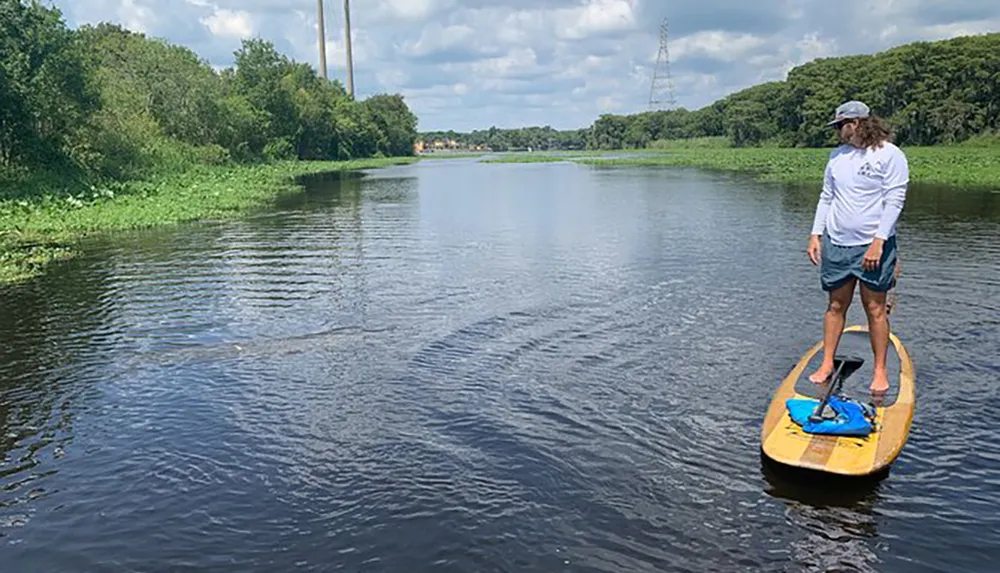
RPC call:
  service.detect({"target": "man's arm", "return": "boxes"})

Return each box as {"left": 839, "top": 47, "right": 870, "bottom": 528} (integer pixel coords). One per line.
{"left": 810, "top": 162, "right": 834, "bottom": 236}
{"left": 876, "top": 147, "right": 909, "bottom": 240}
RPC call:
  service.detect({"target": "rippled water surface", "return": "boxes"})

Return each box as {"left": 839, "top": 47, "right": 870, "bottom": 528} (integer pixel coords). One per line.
{"left": 2, "top": 158, "right": 999, "bottom": 572}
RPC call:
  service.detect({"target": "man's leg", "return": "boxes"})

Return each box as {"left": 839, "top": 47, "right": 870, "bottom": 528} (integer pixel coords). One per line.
{"left": 809, "top": 277, "right": 856, "bottom": 383}
{"left": 886, "top": 253, "right": 901, "bottom": 316}
{"left": 861, "top": 283, "right": 890, "bottom": 393}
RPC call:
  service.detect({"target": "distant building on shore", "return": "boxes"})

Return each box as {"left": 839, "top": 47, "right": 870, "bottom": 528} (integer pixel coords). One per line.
{"left": 414, "top": 138, "right": 490, "bottom": 154}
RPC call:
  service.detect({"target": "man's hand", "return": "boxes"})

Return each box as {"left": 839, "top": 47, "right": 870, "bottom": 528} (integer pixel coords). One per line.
{"left": 807, "top": 235, "right": 822, "bottom": 265}
{"left": 863, "top": 239, "right": 884, "bottom": 271}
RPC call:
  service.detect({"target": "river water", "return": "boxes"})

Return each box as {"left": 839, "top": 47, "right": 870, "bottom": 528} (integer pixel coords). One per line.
{"left": 2, "top": 158, "right": 998, "bottom": 572}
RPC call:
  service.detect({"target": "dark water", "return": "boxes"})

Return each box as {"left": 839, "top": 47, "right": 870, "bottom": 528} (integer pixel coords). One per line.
{"left": 2, "top": 158, "right": 999, "bottom": 572}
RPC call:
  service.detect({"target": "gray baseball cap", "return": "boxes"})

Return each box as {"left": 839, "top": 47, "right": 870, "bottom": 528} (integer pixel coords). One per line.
{"left": 827, "top": 100, "right": 870, "bottom": 126}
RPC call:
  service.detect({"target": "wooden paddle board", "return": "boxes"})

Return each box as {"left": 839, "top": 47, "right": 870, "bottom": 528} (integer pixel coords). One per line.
{"left": 761, "top": 325, "right": 915, "bottom": 477}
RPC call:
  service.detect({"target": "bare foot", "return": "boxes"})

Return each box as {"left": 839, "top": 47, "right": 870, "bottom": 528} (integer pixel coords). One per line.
{"left": 809, "top": 362, "right": 834, "bottom": 384}
{"left": 870, "top": 370, "right": 890, "bottom": 394}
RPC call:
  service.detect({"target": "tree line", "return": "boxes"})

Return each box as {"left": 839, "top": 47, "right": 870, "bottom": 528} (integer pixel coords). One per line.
{"left": 0, "top": 0, "right": 418, "bottom": 187}
{"left": 427, "top": 32, "right": 1000, "bottom": 151}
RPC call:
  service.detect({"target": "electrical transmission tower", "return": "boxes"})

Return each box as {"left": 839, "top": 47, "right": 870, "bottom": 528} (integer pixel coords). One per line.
{"left": 648, "top": 18, "right": 677, "bottom": 110}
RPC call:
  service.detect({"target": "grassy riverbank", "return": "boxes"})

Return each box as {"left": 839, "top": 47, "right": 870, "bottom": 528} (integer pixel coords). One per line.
{"left": 0, "top": 157, "right": 414, "bottom": 285}
{"left": 486, "top": 145, "right": 1000, "bottom": 188}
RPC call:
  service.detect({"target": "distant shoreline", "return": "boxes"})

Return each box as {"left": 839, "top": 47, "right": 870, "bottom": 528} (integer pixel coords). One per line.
{"left": 477, "top": 145, "right": 1000, "bottom": 188}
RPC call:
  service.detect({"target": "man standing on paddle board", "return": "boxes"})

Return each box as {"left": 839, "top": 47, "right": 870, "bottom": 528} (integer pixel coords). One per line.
{"left": 806, "top": 100, "right": 908, "bottom": 394}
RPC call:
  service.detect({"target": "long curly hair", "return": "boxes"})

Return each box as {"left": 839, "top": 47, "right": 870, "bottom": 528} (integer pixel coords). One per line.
{"left": 854, "top": 116, "right": 894, "bottom": 149}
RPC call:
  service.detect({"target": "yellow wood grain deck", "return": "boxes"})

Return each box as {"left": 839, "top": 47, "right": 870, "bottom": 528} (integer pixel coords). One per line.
{"left": 761, "top": 325, "right": 915, "bottom": 476}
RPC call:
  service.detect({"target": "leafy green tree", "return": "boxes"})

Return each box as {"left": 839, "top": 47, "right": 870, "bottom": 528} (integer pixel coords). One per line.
{"left": 363, "top": 93, "right": 418, "bottom": 156}
{"left": 0, "top": 0, "right": 98, "bottom": 170}
{"left": 1, "top": 7, "right": 421, "bottom": 193}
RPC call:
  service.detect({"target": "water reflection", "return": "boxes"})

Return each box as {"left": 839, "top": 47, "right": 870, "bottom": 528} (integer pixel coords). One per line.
{"left": 0, "top": 252, "right": 116, "bottom": 535}
{"left": 761, "top": 456, "right": 886, "bottom": 572}
{"left": 1, "top": 159, "right": 998, "bottom": 572}
{"left": 780, "top": 180, "right": 1000, "bottom": 226}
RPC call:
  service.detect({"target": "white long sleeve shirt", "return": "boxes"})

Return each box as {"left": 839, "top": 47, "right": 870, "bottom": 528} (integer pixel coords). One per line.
{"left": 811, "top": 142, "right": 909, "bottom": 246}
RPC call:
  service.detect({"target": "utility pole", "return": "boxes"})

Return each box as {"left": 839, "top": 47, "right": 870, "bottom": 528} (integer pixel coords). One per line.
{"left": 343, "top": 0, "right": 354, "bottom": 97}
{"left": 316, "top": 0, "right": 327, "bottom": 79}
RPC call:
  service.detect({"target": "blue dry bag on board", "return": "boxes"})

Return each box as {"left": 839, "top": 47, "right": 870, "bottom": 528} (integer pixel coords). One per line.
{"left": 786, "top": 395, "right": 877, "bottom": 437}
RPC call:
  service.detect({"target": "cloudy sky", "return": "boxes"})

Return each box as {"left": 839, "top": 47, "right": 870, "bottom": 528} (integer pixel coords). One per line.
{"left": 48, "top": 0, "right": 1000, "bottom": 132}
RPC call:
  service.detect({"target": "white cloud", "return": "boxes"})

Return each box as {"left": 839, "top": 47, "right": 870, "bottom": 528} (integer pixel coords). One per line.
{"left": 889, "top": 18, "right": 1000, "bottom": 42}
{"left": 117, "top": 0, "right": 154, "bottom": 33}
{"left": 201, "top": 9, "right": 253, "bottom": 39}
{"left": 671, "top": 30, "right": 768, "bottom": 63}
{"left": 404, "top": 24, "right": 478, "bottom": 57}
{"left": 469, "top": 48, "right": 538, "bottom": 78}
{"left": 597, "top": 95, "right": 621, "bottom": 110}
{"left": 495, "top": 10, "right": 546, "bottom": 44}
{"left": 556, "top": 54, "right": 613, "bottom": 80}
{"left": 374, "top": 0, "right": 444, "bottom": 21}
{"left": 375, "top": 68, "right": 410, "bottom": 90}
{"left": 554, "top": 0, "right": 638, "bottom": 40}
{"left": 745, "top": 33, "right": 839, "bottom": 83}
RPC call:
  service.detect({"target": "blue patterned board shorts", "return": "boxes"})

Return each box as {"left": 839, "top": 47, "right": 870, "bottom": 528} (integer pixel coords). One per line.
{"left": 821, "top": 233, "right": 898, "bottom": 292}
